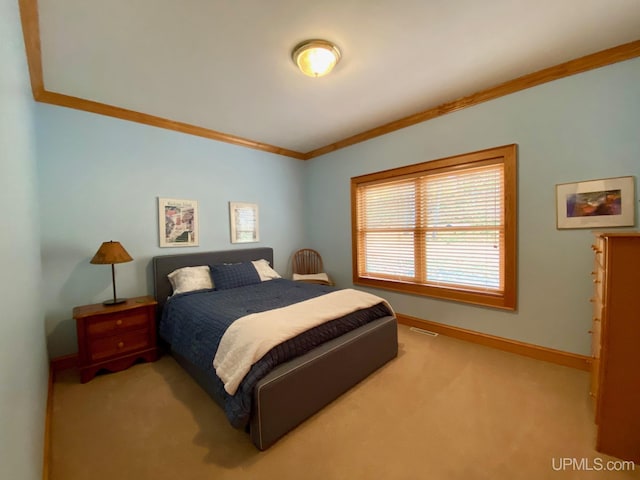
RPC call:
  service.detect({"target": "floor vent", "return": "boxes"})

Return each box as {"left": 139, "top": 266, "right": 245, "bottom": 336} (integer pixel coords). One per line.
{"left": 410, "top": 327, "right": 439, "bottom": 337}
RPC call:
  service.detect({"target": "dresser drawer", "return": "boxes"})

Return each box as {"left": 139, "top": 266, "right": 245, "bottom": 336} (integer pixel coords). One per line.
{"left": 86, "top": 310, "right": 150, "bottom": 338}
{"left": 89, "top": 329, "right": 151, "bottom": 362}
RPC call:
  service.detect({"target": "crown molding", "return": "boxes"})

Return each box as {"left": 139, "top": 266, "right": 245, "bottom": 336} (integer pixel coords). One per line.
{"left": 18, "top": 0, "right": 640, "bottom": 161}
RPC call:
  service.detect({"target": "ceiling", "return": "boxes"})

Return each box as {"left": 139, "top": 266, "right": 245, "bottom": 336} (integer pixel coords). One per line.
{"left": 32, "top": 0, "right": 640, "bottom": 157}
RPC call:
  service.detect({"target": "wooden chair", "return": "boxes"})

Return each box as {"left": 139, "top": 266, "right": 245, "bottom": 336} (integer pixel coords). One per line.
{"left": 291, "top": 249, "right": 334, "bottom": 286}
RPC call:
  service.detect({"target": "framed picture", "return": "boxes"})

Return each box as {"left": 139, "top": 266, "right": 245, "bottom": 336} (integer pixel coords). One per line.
{"left": 158, "top": 197, "right": 199, "bottom": 247}
{"left": 555, "top": 176, "right": 635, "bottom": 229}
{"left": 229, "top": 202, "right": 259, "bottom": 243}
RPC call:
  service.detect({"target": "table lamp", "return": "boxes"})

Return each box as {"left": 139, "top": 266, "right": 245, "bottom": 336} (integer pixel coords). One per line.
{"left": 90, "top": 241, "right": 133, "bottom": 305}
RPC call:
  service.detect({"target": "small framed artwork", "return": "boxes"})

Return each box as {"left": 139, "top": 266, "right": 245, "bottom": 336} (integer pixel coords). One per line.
{"left": 158, "top": 197, "right": 199, "bottom": 247}
{"left": 555, "top": 176, "right": 635, "bottom": 229}
{"left": 229, "top": 202, "right": 259, "bottom": 243}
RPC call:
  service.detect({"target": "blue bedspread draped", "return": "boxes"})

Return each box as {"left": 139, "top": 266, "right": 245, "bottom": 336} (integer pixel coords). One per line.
{"left": 159, "top": 278, "right": 392, "bottom": 428}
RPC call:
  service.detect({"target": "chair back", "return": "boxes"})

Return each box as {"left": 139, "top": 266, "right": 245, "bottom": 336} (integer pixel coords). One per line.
{"left": 292, "top": 249, "right": 325, "bottom": 275}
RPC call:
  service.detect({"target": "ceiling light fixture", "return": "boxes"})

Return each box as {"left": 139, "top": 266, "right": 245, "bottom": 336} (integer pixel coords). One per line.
{"left": 292, "top": 39, "right": 341, "bottom": 78}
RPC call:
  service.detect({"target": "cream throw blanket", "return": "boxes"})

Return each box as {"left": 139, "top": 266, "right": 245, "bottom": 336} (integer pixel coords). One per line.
{"left": 213, "top": 289, "right": 393, "bottom": 395}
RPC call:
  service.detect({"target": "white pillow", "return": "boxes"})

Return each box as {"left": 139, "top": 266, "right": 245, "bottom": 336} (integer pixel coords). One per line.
{"left": 167, "top": 266, "right": 213, "bottom": 295}
{"left": 251, "top": 259, "right": 282, "bottom": 281}
{"left": 293, "top": 272, "right": 330, "bottom": 282}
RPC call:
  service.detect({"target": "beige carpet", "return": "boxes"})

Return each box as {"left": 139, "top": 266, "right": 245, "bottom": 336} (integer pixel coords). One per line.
{"left": 50, "top": 325, "right": 639, "bottom": 480}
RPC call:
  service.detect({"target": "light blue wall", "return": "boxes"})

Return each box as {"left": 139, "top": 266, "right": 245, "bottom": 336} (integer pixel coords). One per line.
{"left": 0, "top": 0, "right": 49, "bottom": 478}
{"left": 37, "top": 106, "right": 307, "bottom": 357}
{"left": 305, "top": 58, "right": 640, "bottom": 355}
{"left": 36, "top": 54, "right": 639, "bottom": 359}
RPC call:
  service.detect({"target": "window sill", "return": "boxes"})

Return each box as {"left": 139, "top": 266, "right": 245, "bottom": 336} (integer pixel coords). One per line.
{"left": 354, "top": 276, "right": 516, "bottom": 311}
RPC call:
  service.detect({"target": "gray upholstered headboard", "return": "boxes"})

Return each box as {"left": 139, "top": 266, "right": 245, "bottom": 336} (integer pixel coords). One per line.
{"left": 152, "top": 247, "right": 274, "bottom": 315}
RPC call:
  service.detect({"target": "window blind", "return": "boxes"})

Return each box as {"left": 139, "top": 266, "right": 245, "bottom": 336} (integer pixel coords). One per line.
{"left": 356, "top": 162, "right": 504, "bottom": 293}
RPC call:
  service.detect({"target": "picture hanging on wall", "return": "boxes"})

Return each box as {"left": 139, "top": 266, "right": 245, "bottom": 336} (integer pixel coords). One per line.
{"left": 555, "top": 176, "right": 635, "bottom": 229}
{"left": 229, "top": 202, "right": 259, "bottom": 243}
{"left": 158, "top": 197, "right": 199, "bottom": 247}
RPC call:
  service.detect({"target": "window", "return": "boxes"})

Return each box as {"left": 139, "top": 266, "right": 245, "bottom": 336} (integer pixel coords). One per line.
{"left": 351, "top": 144, "right": 517, "bottom": 310}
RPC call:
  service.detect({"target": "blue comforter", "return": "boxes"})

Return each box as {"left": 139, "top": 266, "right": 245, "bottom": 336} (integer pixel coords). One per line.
{"left": 159, "top": 278, "right": 391, "bottom": 428}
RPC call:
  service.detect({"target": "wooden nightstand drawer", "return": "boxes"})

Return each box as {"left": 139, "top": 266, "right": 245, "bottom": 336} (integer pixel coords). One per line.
{"left": 86, "top": 310, "right": 150, "bottom": 338}
{"left": 89, "top": 328, "right": 151, "bottom": 362}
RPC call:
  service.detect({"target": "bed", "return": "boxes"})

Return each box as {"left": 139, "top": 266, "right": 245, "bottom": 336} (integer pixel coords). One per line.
{"left": 152, "top": 247, "right": 398, "bottom": 450}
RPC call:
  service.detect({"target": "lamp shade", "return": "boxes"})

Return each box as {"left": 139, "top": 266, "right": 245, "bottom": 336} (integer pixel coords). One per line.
{"left": 90, "top": 241, "right": 133, "bottom": 265}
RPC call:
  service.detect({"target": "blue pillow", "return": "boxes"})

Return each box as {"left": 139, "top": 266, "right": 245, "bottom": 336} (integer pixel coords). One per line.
{"left": 210, "top": 262, "right": 261, "bottom": 290}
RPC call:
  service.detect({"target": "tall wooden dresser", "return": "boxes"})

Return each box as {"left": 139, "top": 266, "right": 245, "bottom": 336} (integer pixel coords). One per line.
{"left": 589, "top": 232, "right": 640, "bottom": 464}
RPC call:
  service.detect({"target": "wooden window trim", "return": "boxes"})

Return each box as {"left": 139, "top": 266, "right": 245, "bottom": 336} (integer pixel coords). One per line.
{"left": 351, "top": 144, "right": 517, "bottom": 310}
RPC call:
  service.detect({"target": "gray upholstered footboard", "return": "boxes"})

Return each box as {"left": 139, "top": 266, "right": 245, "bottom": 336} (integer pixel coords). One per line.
{"left": 169, "top": 315, "right": 398, "bottom": 450}
{"left": 250, "top": 315, "right": 398, "bottom": 450}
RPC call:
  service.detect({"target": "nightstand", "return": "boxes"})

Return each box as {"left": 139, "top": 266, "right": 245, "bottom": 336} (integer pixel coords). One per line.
{"left": 73, "top": 295, "right": 158, "bottom": 383}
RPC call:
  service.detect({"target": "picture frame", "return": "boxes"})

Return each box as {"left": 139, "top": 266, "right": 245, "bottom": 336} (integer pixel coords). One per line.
{"left": 555, "top": 176, "right": 635, "bottom": 229}
{"left": 229, "top": 202, "right": 259, "bottom": 243}
{"left": 158, "top": 197, "right": 199, "bottom": 247}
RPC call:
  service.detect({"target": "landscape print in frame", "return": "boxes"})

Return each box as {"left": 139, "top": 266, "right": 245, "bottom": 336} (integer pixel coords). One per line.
{"left": 556, "top": 176, "right": 635, "bottom": 229}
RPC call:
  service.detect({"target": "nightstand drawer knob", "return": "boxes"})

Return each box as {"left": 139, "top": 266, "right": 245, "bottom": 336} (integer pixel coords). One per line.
{"left": 116, "top": 319, "right": 123, "bottom": 326}
{"left": 117, "top": 341, "right": 124, "bottom": 349}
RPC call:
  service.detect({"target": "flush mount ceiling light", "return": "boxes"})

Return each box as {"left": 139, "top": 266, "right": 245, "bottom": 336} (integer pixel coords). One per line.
{"left": 292, "top": 39, "right": 341, "bottom": 78}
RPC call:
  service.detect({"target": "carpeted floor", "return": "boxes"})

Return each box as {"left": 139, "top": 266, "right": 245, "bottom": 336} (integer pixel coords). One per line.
{"left": 50, "top": 325, "right": 639, "bottom": 480}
